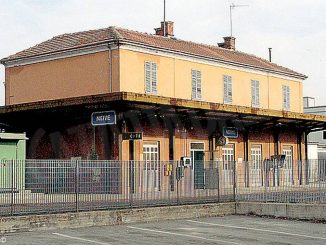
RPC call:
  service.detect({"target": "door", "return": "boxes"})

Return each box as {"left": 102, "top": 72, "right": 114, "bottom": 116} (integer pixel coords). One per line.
{"left": 282, "top": 147, "right": 293, "bottom": 185}
{"left": 143, "top": 143, "right": 160, "bottom": 192}
{"left": 250, "top": 145, "right": 262, "bottom": 187}
{"left": 191, "top": 143, "right": 205, "bottom": 189}
{"left": 222, "top": 144, "right": 235, "bottom": 188}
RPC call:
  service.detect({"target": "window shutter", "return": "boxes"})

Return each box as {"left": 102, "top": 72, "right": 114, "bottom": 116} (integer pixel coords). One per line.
{"left": 251, "top": 80, "right": 259, "bottom": 107}
{"left": 224, "top": 75, "right": 232, "bottom": 103}
{"left": 256, "top": 81, "right": 260, "bottom": 107}
{"left": 223, "top": 76, "right": 228, "bottom": 103}
{"left": 145, "top": 62, "right": 151, "bottom": 93}
{"left": 228, "top": 77, "right": 232, "bottom": 102}
{"left": 151, "top": 62, "right": 157, "bottom": 94}
{"left": 286, "top": 86, "right": 290, "bottom": 110}
{"left": 251, "top": 80, "right": 255, "bottom": 106}
{"left": 282, "top": 85, "right": 290, "bottom": 110}
{"left": 191, "top": 70, "right": 197, "bottom": 99}
{"left": 196, "top": 71, "right": 202, "bottom": 99}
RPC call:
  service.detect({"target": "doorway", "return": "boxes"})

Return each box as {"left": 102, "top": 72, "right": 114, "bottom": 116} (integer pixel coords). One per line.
{"left": 190, "top": 142, "right": 205, "bottom": 189}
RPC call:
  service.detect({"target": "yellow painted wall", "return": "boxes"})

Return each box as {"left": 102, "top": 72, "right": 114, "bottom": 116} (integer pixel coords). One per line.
{"left": 119, "top": 48, "right": 303, "bottom": 113}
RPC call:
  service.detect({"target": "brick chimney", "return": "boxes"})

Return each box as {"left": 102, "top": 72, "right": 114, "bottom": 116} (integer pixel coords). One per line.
{"left": 218, "top": 37, "right": 236, "bottom": 50}
{"left": 155, "top": 21, "right": 174, "bottom": 37}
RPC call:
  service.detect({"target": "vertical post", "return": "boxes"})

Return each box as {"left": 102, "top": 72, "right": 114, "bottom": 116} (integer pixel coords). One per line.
{"left": 10, "top": 160, "right": 14, "bottom": 216}
{"left": 217, "top": 161, "right": 220, "bottom": 203}
{"left": 233, "top": 160, "right": 237, "bottom": 202}
{"left": 264, "top": 160, "right": 268, "bottom": 203}
{"left": 304, "top": 131, "right": 309, "bottom": 184}
{"left": 75, "top": 160, "right": 79, "bottom": 212}
{"left": 230, "top": 4, "right": 233, "bottom": 37}
{"left": 297, "top": 131, "right": 303, "bottom": 185}
{"left": 163, "top": 0, "right": 166, "bottom": 36}
{"left": 176, "top": 161, "right": 180, "bottom": 205}
{"left": 92, "top": 126, "right": 97, "bottom": 160}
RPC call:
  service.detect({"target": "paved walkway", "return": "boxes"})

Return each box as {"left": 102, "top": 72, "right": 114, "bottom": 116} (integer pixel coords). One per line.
{"left": 2, "top": 215, "right": 326, "bottom": 244}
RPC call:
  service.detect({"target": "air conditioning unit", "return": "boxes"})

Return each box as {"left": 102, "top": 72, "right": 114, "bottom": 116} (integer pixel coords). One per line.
{"left": 180, "top": 157, "right": 192, "bottom": 168}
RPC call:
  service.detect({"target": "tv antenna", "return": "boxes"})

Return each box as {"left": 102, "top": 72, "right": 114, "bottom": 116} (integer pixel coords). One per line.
{"left": 230, "top": 3, "right": 249, "bottom": 37}
{"left": 163, "top": 0, "right": 166, "bottom": 36}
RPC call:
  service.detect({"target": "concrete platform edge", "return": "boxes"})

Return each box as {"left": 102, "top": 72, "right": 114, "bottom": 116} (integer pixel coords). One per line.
{"left": 0, "top": 202, "right": 236, "bottom": 233}
{"left": 236, "top": 202, "right": 326, "bottom": 221}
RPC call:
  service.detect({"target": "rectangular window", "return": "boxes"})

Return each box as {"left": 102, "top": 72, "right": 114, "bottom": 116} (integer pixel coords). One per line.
{"left": 223, "top": 75, "right": 232, "bottom": 104}
{"left": 191, "top": 69, "right": 202, "bottom": 100}
{"left": 251, "top": 80, "right": 260, "bottom": 107}
{"left": 282, "top": 85, "right": 290, "bottom": 111}
{"left": 145, "top": 61, "right": 157, "bottom": 94}
{"left": 323, "top": 131, "right": 326, "bottom": 140}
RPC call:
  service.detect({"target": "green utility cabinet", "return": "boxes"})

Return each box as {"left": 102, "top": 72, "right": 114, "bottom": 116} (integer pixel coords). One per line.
{"left": 0, "top": 133, "right": 28, "bottom": 191}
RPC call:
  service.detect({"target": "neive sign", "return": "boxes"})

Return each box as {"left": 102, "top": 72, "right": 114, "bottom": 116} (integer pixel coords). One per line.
{"left": 91, "top": 111, "right": 116, "bottom": 126}
{"left": 223, "top": 127, "right": 238, "bottom": 138}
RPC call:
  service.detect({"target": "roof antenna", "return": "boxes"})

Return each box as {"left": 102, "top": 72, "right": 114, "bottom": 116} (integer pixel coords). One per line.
{"left": 230, "top": 3, "right": 249, "bottom": 37}
{"left": 163, "top": 0, "right": 166, "bottom": 36}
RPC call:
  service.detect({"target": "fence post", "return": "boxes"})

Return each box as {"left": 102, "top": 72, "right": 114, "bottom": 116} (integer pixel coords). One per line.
{"left": 233, "top": 161, "right": 237, "bottom": 202}
{"left": 319, "top": 160, "right": 322, "bottom": 204}
{"left": 217, "top": 162, "right": 220, "bottom": 203}
{"left": 264, "top": 161, "right": 268, "bottom": 203}
{"left": 75, "top": 160, "right": 79, "bottom": 212}
{"left": 10, "top": 160, "right": 14, "bottom": 216}
{"left": 129, "top": 161, "right": 134, "bottom": 208}
{"left": 176, "top": 161, "right": 180, "bottom": 205}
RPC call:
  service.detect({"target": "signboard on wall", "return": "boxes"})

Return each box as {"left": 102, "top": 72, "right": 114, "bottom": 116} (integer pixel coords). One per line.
{"left": 91, "top": 111, "right": 116, "bottom": 126}
{"left": 122, "top": 132, "right": 143, "bottom": 141}
{"left": 223, "top": 127, "right": 238, "bottom": 138}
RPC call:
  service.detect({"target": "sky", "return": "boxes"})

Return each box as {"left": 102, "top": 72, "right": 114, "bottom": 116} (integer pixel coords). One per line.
{"left": 0, "top": 0, "right": 325, "bottom": 106}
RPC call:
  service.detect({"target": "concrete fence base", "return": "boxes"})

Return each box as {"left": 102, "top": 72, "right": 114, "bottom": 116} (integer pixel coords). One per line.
{"left": 0, "top": 203, "right": 235, "bottom": 233}
{"left": 1, "top": 202, "right": 325, "bottom": 233}
{"left": 236, "top": 202, "right": 326, "bottom": 221}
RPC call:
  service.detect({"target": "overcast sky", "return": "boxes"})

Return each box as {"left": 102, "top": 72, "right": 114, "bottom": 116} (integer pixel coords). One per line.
{"left": 0, "top": 0, "right": 325, "bottom": 106}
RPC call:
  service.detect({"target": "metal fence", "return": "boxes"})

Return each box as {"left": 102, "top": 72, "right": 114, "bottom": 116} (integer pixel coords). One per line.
{"left": 236, "top": 160, "right": 326, "bottom": 203}
{"left": 0, "top": 159, "right": 325, "bottom": 216}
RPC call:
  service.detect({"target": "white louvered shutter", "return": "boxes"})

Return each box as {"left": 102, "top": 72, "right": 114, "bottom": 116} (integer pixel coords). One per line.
{"left": 282, "top": 85, "right": 290, "bottom": 110}
{"left": 251, "top": 80, "right": 259, "bottom": 107}
{"left": 191, "top": 70, "right": 197, "bottom": 99}
{"left": 145, "top": 62, "right": 151, "bottom": 93}
{"left": 224, "top": 75, "right": 232, "bottom": 104}
{"left": 151, "top": 62, "right": 157, "bottom": 94}
{"left": 286, "top": 86, "right": 290, "bottom": 110}
{"left": 196, "top": 70, "right": 202, "bottom": 99}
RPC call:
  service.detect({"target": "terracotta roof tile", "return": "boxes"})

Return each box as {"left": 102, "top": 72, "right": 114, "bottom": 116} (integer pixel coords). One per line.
{"left": 1, "top": 26, "right": 306, "bottom": 79}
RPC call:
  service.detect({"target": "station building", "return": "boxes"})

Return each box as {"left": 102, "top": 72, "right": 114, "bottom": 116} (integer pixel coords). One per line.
{"left": 1, "top": 22, "right": 326, "bottom": 189}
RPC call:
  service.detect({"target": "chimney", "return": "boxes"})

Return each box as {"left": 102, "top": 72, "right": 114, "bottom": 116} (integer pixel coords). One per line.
{"left": 155, "top": 21, "right": 174, "bottom": 37}
{"left": 218, "top": 36, "right": 236, "bottom": 50}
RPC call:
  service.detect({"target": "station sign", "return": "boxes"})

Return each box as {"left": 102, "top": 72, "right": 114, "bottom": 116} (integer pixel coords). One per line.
{"left": 223, "top": 127, "right": 238, "bottom": 138}
{"left": 91, "top": 111, "right": 116, "bottom": 126}
{"left": 122, "top": 132, "right": 143, "bottom": 141}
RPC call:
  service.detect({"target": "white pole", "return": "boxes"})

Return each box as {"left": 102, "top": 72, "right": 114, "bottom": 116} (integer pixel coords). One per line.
{"left": 163, "top": 0, "right": 166, "bottom": 36}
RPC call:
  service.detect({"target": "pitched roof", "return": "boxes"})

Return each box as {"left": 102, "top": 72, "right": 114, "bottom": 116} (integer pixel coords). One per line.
{"left": 1, "top": 26, "right": 306, "bottom": 79}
